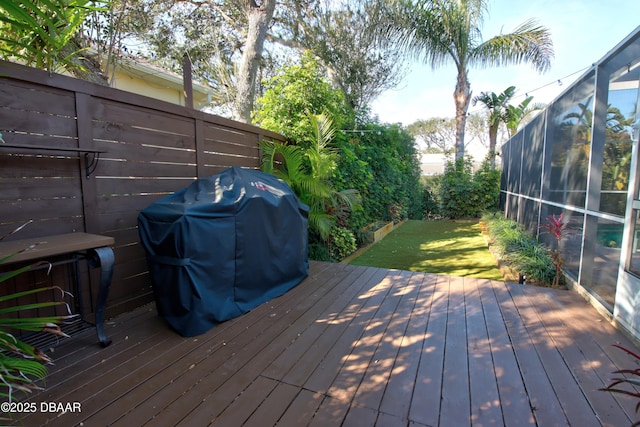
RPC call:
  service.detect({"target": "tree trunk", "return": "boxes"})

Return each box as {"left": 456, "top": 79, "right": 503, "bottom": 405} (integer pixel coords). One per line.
{"left": 235, "top": 0, "right": 277, "bottom": 123}
{"left": 488, "top": 122, "right": 498, "bottom": 168}
{"left": 453, "top": 68, "right": 471, "bottom": 161}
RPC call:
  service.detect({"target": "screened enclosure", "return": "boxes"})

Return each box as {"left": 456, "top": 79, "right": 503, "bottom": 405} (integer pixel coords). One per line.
{"left": 500, "top": 26, "right": 640, "bottom": 341}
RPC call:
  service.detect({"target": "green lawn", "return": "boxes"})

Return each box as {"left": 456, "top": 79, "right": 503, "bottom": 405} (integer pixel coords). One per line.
{"left": 349, "top": 219, "right": 504, "bottom": 280}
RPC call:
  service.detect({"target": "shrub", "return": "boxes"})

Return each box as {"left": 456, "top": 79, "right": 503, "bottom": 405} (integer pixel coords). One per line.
{"left": 504, "top": 240, "right": 556, "bottom": 285}
{"left": 472, "top": 157, "right": 501, "bottom": 212}
{"left": 328, "top": 227, "right": 357, "bottom": 261}
{"left": 334, "top": 122, "right": 424, "bottom": 228}
{"left": 482, "top": 213, "right": 558, "bottom": 286}
{"left": 254, "top": 55, "right": 424, "bottom": 249}
{"left": 439, "top": 156, "right": 500, "bottom": 219}
{"left": 440, "top": 157, "right": 476, "bottom": 219}
{"left": 253, "top": 52, "right": 351, "bottom": 147}
{"left": 421, "top": 175, "right": 442, "bottom": 219}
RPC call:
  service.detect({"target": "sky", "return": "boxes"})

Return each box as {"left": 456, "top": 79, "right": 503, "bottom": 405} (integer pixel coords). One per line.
{"left": 370, "top": 0, "right": 640, "bottom": 127}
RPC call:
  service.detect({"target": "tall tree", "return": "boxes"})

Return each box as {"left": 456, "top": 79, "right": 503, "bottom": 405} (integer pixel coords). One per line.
{"left": 80, "top": 0, "right": 156, "bottom": 85}
{"left": 236, "top": 0, "right": 276, "bottom": 122}
{"left": 122, "top": 0, "right": 276, "bottom": 122}
{"left": 119, "top": 0, "right": 404, "bottom": 121}
{"left": 504, "top": 95, "right": 542, "bottom": 137}
{"left": 277, "top": 0, "right": 406, "bottom": 112}
{"left": 472, "top": 85, "right": 515, "bottom": 167}
{"left": 407, "top": 117, "right": 456, "bottom": 155}
{"left": 385, "top": 0, "right": 553, "bottom": 160}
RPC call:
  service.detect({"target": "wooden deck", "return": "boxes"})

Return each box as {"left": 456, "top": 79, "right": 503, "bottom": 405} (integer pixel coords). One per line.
{"left": 14, "top": 261, "right": 640, "bottom": 426}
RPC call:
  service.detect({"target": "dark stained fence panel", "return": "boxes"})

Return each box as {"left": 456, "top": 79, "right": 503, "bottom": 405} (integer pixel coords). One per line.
{"left": 0, "top": 59, "right": 285, "bottom": 322}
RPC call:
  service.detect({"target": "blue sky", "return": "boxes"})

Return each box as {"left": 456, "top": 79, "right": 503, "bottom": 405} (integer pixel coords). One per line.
{"left": 370, "top": 0, "right": 640, "bottom": 126}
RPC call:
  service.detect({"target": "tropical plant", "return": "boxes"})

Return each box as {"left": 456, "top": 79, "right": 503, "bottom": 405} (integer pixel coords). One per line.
{"left": 254, "top": 52, "right": 423, "bottom": 230}
{"left": 384, "top": 0, "right": 553, "bottom": 160}
{"left": 600, "top": 344, "right": 640, "bottom": 427}
{"left": 0, "top": 222, "right": 76, "bottom": 405}
{"left": 0, "top": 0, "right": 100, "bottom": 73}
{"left": 261, "top": 112, "right": 359, "bottom": 240}
{"left": 539, "top": 213, "right": 576, "bottom": 287}
{"left": 472, "top": 86, "right": 516, "bottom": 167}
{"left": 504, "top": 95, "right": 543, "bottom": 137}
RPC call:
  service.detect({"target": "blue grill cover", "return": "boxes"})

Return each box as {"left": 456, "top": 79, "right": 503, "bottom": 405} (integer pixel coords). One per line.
{"left": 138, "top": 167, "right": 309, "bottom": 336}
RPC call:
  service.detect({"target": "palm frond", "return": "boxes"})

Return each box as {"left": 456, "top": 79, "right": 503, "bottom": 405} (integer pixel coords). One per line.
{"left": 0, "top": 219, "right": 77, "bottom": 402}
{"left": 472, "top": 18, "right": 553, "bottom": 73}
{"left": 260, "top": 112, "right": 360, "bottom": 242}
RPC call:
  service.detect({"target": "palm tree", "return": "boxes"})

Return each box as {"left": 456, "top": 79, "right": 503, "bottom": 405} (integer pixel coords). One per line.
{"left": 386, "top": 0, "right": 554, "bottom": 160}
{"left": 472, "top": 85, "right": 515, "bottom": 167}
{"left": 504, "top": 96, "right": 543, "bottom": 137}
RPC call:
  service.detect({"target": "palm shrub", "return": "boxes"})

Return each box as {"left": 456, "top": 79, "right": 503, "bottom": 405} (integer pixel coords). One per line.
{"left": 0, "top": 222, "right": 76, "bottom": 404}
{"left": 261, "top": 112, "right": 359, "bottom": 242}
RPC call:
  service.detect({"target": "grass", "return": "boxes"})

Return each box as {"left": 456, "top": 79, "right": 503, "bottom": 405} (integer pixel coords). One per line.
{"left": 349, "top": 219, "right": 504, "bottom": 280}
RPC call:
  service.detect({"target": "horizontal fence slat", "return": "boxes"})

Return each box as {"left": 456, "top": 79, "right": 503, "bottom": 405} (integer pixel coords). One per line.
{"left": 203, "top": 140, "right": 261, "bottom": 158}
{"left": 205, "top": 152, "right": 260, "bottom": 166}
{"left": 2, "top": 197, "right": 84, "bottom": 223}
{"left": 0, "top": 178, "right": 81, "bottom": 201}
{"left": 0, "top": 155, "right": 80, "bottom": 178}
{"left": 94, "top": 100, "right": 196, "bottom": 137}
{"left": 96, "top": 142, "right": 196, "bottom": 165}
{"left": 97, "top": 193, "right": 170, "bottom": 214}
{"left": 93, "top": 123, "right": 196, "bottom": 152}
{"left": 204, "top": 123, "right": 258, "bottom": 145}
{"left": 96, "top": 177, "right": 196, "bottom": 196}
{"left": 0, "top": 218, "right": 86, "bottom": 242}
{"left": 97, "top": 158, "right": 198, "bottom": 179}
{"left": 2, "top": 106, "right": 78, "bottom": 137}
{"left": 0, "top": 79, "right": 76, "bottom": 115}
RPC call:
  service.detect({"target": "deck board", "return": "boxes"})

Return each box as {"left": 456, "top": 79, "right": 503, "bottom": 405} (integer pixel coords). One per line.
{"left": 14, "top": 261, "right": 639, "bottom": 426}
{"left": 466, "top": 277, "right": 503, "bottom": 426}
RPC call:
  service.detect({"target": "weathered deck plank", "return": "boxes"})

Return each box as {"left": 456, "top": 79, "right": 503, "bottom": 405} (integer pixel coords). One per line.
{"left": 14, "top": 261, "right": 638, "bottom": 427}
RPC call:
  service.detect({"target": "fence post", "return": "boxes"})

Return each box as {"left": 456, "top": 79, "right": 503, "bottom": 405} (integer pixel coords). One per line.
{"left": 183, "top": 54, "right": 194, "bottom": 109}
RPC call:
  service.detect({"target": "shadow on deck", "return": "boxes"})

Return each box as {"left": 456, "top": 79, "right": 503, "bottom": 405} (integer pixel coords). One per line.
{"left": 14, "top": 261, "right": 639, "bottom": 426}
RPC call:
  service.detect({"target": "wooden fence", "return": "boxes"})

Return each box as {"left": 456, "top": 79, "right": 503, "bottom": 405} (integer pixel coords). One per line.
{"left": 0, "top": 60, "right": 285, "bottom": 321}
